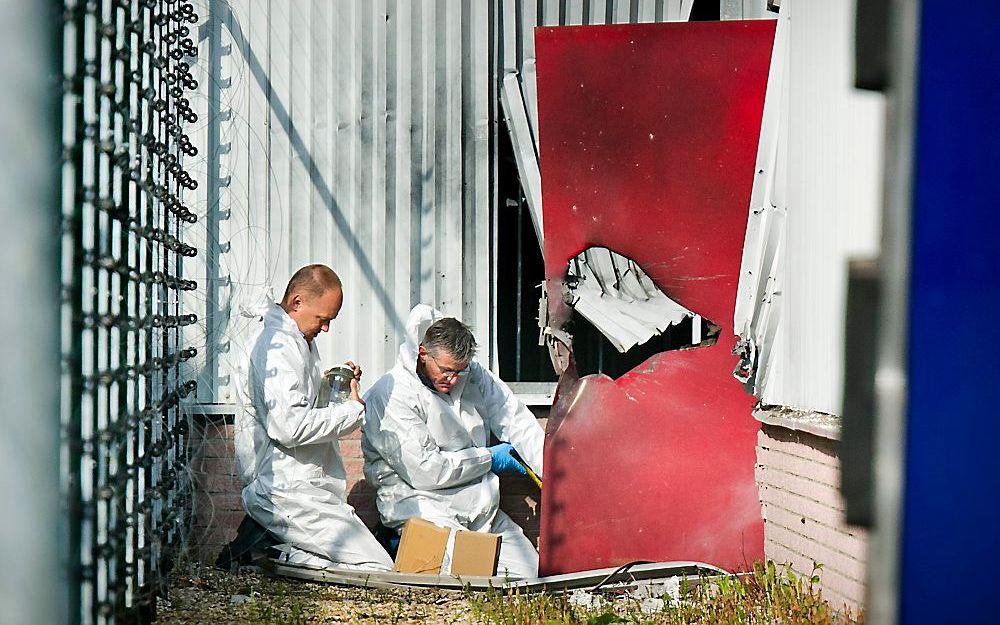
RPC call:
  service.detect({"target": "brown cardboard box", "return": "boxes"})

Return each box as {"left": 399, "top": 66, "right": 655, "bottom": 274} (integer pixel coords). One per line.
{"left": 393, "top": 518, "right": 450, "bottom": 574}
{"left": 393, "top": 518, "right": 503, "bottom": 576}
{"left": 450, "top": 530, "right": 502, "bottom": 577}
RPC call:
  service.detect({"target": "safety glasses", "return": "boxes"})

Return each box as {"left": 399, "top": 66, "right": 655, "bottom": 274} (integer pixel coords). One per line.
{"left": 427, "top": 353, "right": 470, "bottom": 380}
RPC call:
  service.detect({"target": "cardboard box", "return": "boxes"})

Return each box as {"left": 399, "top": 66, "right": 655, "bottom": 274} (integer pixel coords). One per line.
{"left": 394, "top": 518, "right": 450, "bottom": 574}
{"left": 393, "top": 518, "right": 502, "bottom": 576}
{"left": 450, "top": 530, "right": 501, "bottom": 577}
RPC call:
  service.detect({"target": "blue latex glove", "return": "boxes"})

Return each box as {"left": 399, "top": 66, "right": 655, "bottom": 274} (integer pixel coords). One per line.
{"left": 488, "top": 443, "right": 528, "bottom": 476}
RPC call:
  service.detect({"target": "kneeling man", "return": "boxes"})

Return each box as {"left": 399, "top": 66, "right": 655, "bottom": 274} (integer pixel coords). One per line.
{"left": 234, "top": 264, "right": 394, "bottom": 571}
{"left": 362, "top": 304, "right": 544, "bottom": 578}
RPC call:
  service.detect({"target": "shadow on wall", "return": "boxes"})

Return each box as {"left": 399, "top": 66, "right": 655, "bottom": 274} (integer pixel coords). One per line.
{"left": 197, "top": 1, "right": 408, "bottom": 393}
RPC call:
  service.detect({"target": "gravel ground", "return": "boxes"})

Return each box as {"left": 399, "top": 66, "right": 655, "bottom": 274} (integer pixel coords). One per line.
{"left": 157, "top": 562, "right": 482, "bottom": 624}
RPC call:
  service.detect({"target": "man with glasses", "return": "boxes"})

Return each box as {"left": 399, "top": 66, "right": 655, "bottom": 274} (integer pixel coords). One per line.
{"left": 362, "top": 304, "right": 545, "bottom": 577}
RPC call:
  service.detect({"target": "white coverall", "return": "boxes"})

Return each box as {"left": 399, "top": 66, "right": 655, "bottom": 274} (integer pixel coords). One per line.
{"left": 234, "top": 298, "right": 394, "bottom": 571}
{"left": 362, "top": 304, "right": 545, "bottom": 578}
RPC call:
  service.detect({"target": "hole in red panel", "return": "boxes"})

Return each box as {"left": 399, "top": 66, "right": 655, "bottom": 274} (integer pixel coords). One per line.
{"left": 558, "top": 246, "right": 719, "bottom": 379}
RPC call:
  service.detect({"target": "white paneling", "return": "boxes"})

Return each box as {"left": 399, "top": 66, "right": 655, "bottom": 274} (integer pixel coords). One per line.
{"left": 733, "top": 5, "right": 789, "bottom": 402}
{"left": 778, "top": 0, "right": 884, "bottom": 414}
{"left": 462, "top": 0, "right": 494, "bottom": 349}
{"left": 734, "top": 0, "right": 886, "bottom": 415}
{"left": 185, "top": 0, "right": 491, "bottom": 403}
{"left": 722, "top": 0, "right": 772, "bottom": 19}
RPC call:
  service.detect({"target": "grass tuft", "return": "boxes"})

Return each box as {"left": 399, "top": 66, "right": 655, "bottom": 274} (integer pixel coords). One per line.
{"left": 469, "top": 560, "right": 864, "bottom": 625}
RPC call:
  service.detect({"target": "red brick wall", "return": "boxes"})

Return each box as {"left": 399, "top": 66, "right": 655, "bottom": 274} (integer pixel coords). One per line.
{"left": 188, "top": 409, "right": 548, "bottom": 563}
{"left": 755, "top": 422, "right": 869, "bottom": 615}
{"left": 188, "top": 416, "right": 241, "bottom": 562}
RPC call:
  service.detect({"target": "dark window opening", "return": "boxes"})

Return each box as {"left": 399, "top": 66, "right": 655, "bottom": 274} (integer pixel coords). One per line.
{"left": 571, "top": 312, "right": 718, "bottom": 379}
{"left": 689, "top": 0, "right": 721, "bottom": 21}
{"left": 496, "top": 116, "right": 558, "bottom": 383}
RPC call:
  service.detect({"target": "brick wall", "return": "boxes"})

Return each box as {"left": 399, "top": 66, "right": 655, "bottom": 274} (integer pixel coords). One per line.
{"left": 187, "top": 409, "right": 547, "bottom": 563}
{"left": 755, "top": 421, "right": 868, "bottom": 614}
{"left": 188, "top": 415, "right": 241, "bottom": 562}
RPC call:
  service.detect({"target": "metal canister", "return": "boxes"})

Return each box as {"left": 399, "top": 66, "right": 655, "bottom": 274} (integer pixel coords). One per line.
{"left": 323, "top": 364, "right": 356, "bottom": 404}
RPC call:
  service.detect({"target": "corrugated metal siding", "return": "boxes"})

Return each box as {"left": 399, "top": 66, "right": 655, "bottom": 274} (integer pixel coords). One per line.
{"left": 721, "top": 0, "right": 773, "bottom": 20}
{"left": 183, "top": 1, "right": 492, "bottom": 404}
{"left": 734, "top": 0, "right": 885, "bottom": 414}
{"left": 183, "top": 0, "right": 713, "bottom": 404}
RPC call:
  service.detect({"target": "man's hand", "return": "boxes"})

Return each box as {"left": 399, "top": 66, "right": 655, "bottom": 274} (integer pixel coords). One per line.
{"left": 345, "top": 360, "right": 364, "bottom": 406}
{"left": 488, "top": 443, "right": 527, "bottom": 476}
{"left": 344, "top": 360, "right": 362, "bottom": 382}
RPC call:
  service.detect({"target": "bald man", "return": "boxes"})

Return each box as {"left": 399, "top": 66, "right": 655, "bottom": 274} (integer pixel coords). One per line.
{"left": 233, "top": 264, "right": 394, "bottom": 570}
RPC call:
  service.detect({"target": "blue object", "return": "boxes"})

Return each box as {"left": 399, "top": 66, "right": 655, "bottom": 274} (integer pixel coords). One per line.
{"left": 488, "top": 443, "right": 527, "bottom": 476}
{"left": 901, "top": 2, "right": 1000, "bottom": 622}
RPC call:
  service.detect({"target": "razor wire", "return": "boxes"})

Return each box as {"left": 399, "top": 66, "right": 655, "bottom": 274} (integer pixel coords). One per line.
{"left": 61, "top": 0, "right": 201, "bottom": 622}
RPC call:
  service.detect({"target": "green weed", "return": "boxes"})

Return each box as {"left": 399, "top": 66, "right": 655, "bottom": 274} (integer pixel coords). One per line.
{"left": 246, "top": 580, "right": 314, "bottom": 624}
{"left": 469, "top": 560, "right": 864, "bottom": 625}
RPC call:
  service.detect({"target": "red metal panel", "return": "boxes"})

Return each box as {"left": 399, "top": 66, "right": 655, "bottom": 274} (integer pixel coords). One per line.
{"left": 536, "top": 21, "right": 775, "bottom": 574}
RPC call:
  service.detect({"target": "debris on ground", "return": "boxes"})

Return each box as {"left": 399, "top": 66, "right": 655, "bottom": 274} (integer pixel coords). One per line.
{"left": 567, "top": 588, "right": 604, "bottom": 610}
{"left": 159, "top": 559, "right": 863, "bottom": 624}
{"left": 157, "top": 561, "right": 477, "bottom": 624}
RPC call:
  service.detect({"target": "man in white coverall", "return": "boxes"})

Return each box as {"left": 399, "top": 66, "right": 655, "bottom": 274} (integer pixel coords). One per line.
{"left": 362, "top": 304, "right": 545, "bottom": 578}
{"left": 234, "top": 264, "right": 394, "bottom": 570}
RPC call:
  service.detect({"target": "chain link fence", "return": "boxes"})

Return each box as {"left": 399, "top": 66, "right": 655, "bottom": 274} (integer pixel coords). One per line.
{"left": 60, "top": 0, "right": 201, "bottom": 621}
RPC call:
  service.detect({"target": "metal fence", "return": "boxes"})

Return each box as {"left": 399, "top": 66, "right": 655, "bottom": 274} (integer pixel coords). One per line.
{"left": 61, "top": 0, "right": 201, "bottom": 622}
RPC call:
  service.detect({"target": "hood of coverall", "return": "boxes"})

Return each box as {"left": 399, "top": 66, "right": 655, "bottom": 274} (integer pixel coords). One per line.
{"left": 238, "top": 286, "right": 304, "bottom": 341}
{"left": 397, "top": 303, "right": 445, "bottom": 381}
{"left": 239, "top": 286, "right": 277, "bottom": 320}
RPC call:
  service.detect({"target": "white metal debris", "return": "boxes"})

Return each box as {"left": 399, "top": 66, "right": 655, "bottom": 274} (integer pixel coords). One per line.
{"left": 565, "top": 247, "right": 695, "bottom": 353}
{"left": 270, "top": 560, "right": 726, "bottom": 592}
{"left": 627, "top": 577, "right": 684, "bottom": 613}
{"left": 500, "top": 74, "right": 545, "bottom": 245}
{"left": 568, "top": 588, "right": 605, "bottom": 609}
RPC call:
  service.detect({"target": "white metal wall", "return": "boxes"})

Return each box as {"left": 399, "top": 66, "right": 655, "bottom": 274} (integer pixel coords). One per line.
{"left": 181, "top": 0, "right": 715, "bottom": 405}
{"left": 182, "top": 0, "right": 493, "bottom": 404}
{"left": 734, "top": 0, "right": 885, "bottom": 415}
{"left": 720, "top": 0, "right": 773, "bottom": 19}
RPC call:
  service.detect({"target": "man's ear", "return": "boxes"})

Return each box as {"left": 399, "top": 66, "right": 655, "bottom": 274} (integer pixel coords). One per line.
{"left": 289, "top": 293, "right": 303, "bottom": 311}
{"left": 417, "top": 344, "right": 427, "bottom": 359}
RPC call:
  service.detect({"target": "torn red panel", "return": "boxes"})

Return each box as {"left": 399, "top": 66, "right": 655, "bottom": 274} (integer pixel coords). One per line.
{"left": 536, "top": 21, "right": 775, "bottom": 574}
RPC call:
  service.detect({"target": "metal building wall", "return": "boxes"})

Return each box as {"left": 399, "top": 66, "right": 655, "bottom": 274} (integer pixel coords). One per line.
{"left": 734, "top": 0, "right": 885, "bottom": 415}
{"left": 183, "top": 1, "right": 493, "bottom": 404}
{"left": 182, "top": 0, "right": 713, "bottom": 405}
{"left": 720, "top": 0, "right": 773, "bottom": 20}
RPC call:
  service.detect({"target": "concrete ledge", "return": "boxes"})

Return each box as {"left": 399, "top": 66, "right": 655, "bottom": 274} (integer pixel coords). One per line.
{"left": 754, "top": 406, "right": 841, "bottom": 441}
{"left": 181, "top": 402, "right": 239, "bottom": 418}
{"left": 507, "top": 382, "right": 557, "bottom": 406}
